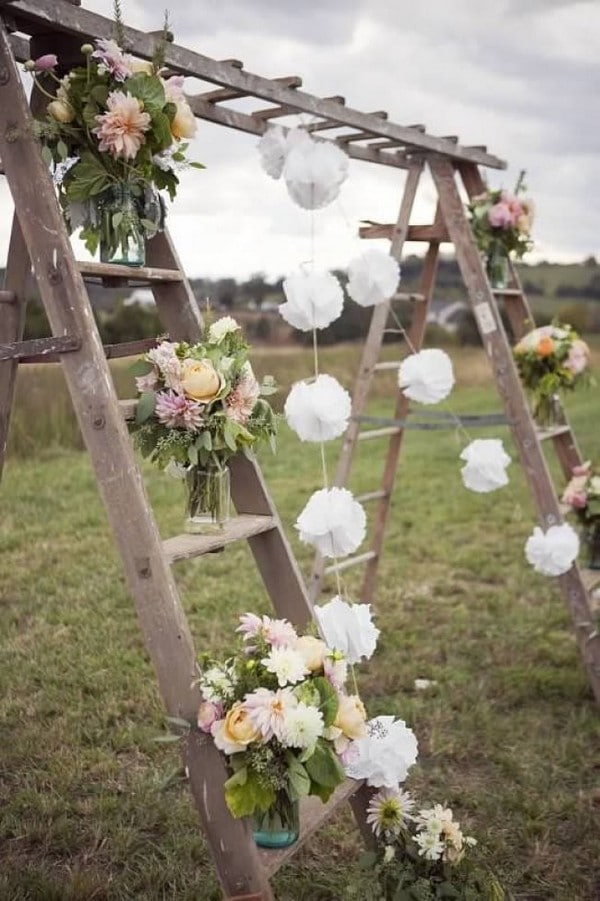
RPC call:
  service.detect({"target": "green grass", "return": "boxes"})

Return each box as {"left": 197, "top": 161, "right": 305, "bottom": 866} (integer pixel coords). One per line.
{"left": 1, "top": 345, "right": 600, "bottom": 900}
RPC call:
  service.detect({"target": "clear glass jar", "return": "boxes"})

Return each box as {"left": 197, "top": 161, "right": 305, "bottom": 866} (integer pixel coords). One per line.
{"left": 97, "top": 182, "right": 145, "bottom": 267}
{"left": 184, "top": 464, "right": 231, "bottom": 533}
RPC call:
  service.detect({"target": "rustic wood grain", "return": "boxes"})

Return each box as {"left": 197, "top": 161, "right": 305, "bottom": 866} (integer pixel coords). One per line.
{"left": 163, "top": 515, "right": 277, "bottom": 563}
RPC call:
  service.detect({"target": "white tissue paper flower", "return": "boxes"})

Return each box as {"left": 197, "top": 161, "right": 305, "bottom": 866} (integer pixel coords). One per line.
{"left": 283, "top": 135, "right": 349, "bottom": 210}
{"left": 279, "top": 271, "right": 344, "bottom": 331}
{"left": 398, "top": 348, "right": 455, "bottom": 405}
{"left": 314, "top": 595, "right": 380, "bottom": 664}
{"left": 296, "top": 487, "right": 366, "bottom": 558}
{"left": 459, "top": 438, "right": 511, "bottom": 493}
{"left": 347, "top": 250, "right": 400, "bottom": 307}
{"left": 284, "top": 374, "right": 351, "bottom": 442}
{"left": 257, "top": 125, "right": 289, "bottom": 179}
{"left": 525, "top": 523, "right": 579, "bottom": 576}
{"left": 345, "top": 716, "right": 419, "bottom": 788}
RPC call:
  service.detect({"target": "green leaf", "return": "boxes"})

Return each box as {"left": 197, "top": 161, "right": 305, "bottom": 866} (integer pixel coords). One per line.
{"left": 312, "top": 676, "right": 339, "bottom": 728}
{"left": 112, "top": 211, "right": 124, "bottom": 229}
{"left": 90, "top": 84, "right": 109, "bottom": 106}
{"left": 187, "top": 444, "right": 198, "bottom": 466}
{"left": 305, "top": 738, "right": 346, "bottom": 788}
{"left": 41, "top": 145, "right": 54, "bottom": 168}
{"left": 286, "top": 754, "right": 311, "bottom": 800}
{"left": 56, "top": 140, "right": 69, "bottom": 160}
{"left": 164, "top": 716, "right": 191, "bottom": 731}
{"left": 66, "top": 152, "right": 111, "bottom": 200}
{"left": 189, "top": 161, "right": 206, "bottom": 169}
{"left": 135, "top": 391, "right": 156, "bottom": 424}
{"left": 223, "top": 419, "right": 239, "bottom": 453}
{"left": 126, "top": 73, "right": 166, "bottom": 113}
{"left": 224, "top": 767, "right": 275, "bottom": 819}
{"left": 150, "top": 110, "right": 174, "bottom": 152}
{"left": 129, "top": 358, "right": 154, "bottom": 377}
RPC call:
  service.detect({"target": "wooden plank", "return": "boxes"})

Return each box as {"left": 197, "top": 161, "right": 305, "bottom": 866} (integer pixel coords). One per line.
{"left": 581, "top": 568, "right": 600, "bottom": 593}
{"left": 77, "top": 260, "right": 183, "bottom": 284}
{"left": 163, "top": 515, "right": 277, "bottom": 563}
{"left": 258, "top": 779, "right": 362, "bottom": 877}
{"left": 535, "top": 424, "right": 571, "bottom": 441}
{"left": 358, "top": 223, "right": 450, "bottom": 241}
{"left": 0, "top": 334, "right": 80, "bottom": 361}
{"left": 4, "top": 0, "right": 505, "bottom": 168}
{"left": 357, "top": 426, "right": 402, "bottom": 441}
{"left": 324, "top": 551, "right": 377, "bottom": 576}
{"left": 355, "top": 489, "right": 388, "bottom": 503}
{"left": 19, "top": 337, "right": 158, "bottom": 365}
{"left": 196, "top": 75, "right": 301, "bottom": 104}
{"left": 492, "top": 288, "right": 522, "bottom": 296}
{"left": 373, "top": 360, "right": 400, "bottom": 372}
{"left": 394, "top": 292, "right": 425, "bottom": 302}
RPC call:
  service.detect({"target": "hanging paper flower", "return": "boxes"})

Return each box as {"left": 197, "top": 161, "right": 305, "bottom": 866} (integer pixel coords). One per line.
{"left": 257, "top": 125, "right": 288, "bottom": 179}
{"left": 344, "top": 715, "right": 419, "bottom": 788}
{"left": 314, "top": 595, "right": 380, "bottom": 664}
{"left": 284, "top": 374, "right": 351, "bottom": 442}
{"left": 398, "top": 348, "right": 455, "bottom": 405}
{"left": 347, "top": 249, "right": 400, "bottom": 307}
{"left": 283, "top": 136, "right": 349, "bottom": 210}
{"left": 279, "top": 271, "right": 344, "bottom": 332}
{"left": 524, "top": 522, "right": 580, "bottom": 576}
{"left": 295, "top": 487, "right": 366, "bottom": 558}
{"left": 459, "top": 438, "right": 511, "bottom": 493}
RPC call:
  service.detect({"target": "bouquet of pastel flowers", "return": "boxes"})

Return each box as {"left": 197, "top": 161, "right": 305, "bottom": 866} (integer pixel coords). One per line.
{"left": 513, "top": 323, "right": 590, "bottom": 426}
{"left": 561, "top": 460, "right": 600, "bottom": 568}
{"left": 195, "top": 598, "right": 418, "bottom": 848}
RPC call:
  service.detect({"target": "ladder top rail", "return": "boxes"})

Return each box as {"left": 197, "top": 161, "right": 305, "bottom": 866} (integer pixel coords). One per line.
{"left": 4, "top": 0, "right": 504, "bottom": 169}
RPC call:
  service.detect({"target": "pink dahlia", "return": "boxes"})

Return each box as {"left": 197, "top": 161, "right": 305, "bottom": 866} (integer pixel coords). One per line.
{"left": 243, "top": 687, "right": 297, "bottom": 741}
{"left": 93, "top": 91, "right": 151, "bottom": 160}
{"left": 487, "top": 202, "right": 513, "bottom": 229}
{"left": 92, "top": 38, "right": 132, "bottom": 81}
{"left": 146, "top": 342, "right": 182, "bottom": 390}
{"left": 225, "top": 369, "right": 260, "bottom": 424}
{"left": 236, "top": 613, "right": 298, "bottom": 649}
{"left": 155, "top": 390, "right": 204, "bottom": 430}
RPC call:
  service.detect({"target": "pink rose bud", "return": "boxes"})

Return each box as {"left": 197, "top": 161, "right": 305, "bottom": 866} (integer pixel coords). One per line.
{"left": 487, "top": 202, "right": 513, "bottom": 229}
{"left": 33, "top": 54, "right": 58, "bottom": 71}
{"left": 573, "top": 461, "right": 592, "bottom": 477}
{"left": 571, "top": 491, "right": 588, "bottom": 509}
{"left": 197, "top": 700, "right": 221, "bottom": 733}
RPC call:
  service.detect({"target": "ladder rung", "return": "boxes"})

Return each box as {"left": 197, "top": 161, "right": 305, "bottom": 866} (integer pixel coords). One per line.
{"left": 324, "top": 550, "right": 377, "bottom": 575}
{"left": 0, "top": 290, "right": 16, "bottom": 303}
{"left": 77, "top": 261, "right": 183, "bottom": 284}
{"left": 394, "top": 292, "right": 425, "bottom": 302}
{"left": 357, "top": 426, "right": 402, "bottom": 440}
{"left": 373, "top": 360, "right": 400, "bottom": 372}
{"left": 491, "top": 288, "right": 522, "bottom": 296}
{"left": 536, "top": 424, "right": 571, "bottom": 441}
{"left": 163, "top": 515, "right": 277, "bottom": 563}
{"left": 0, "top": 335, "right": 80, "bottom": 362}
{"left": 258, "top": 778, "right": 361, "bottom": 877}
{"left": 103, "top": 338, "right": 158, "bottom": 360}
{"left": 355, "top": 489, "right": 388, "bottom": 504}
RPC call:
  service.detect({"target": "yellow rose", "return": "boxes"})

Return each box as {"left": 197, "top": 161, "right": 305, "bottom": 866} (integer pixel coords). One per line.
{"left": 516, "top": 213, "right": 531, "bottom": 235}
{"left": 212, "top": 702, "right": 259, "bottom": 753}
{"left": 171, "top": 100, "right": 197, "bottom": 139}
{"left": 47, "top": 99, "right": 75, "bottom": 124}
{"left": 334, "top": 694, "right": 367, "bottom": 740}
{"left": 296, "top": 635, "right": 328, "bottom": 672}
{"left": 180, "top": 358, "right": 221, "bottom": 402}
{"left": 128, "top": 57, "right": 154, "bottom": 75}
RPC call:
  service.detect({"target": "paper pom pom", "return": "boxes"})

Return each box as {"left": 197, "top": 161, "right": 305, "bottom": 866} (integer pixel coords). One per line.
{"left": 284, "top": 375, "right": 351, "bottom": 442}
{"left": 296, "top": 487, "right": 366, "bottom": 558}
{"left": 459, "top": 438, "right": 511, "bottom": 493}
{"left": 283, "top": 136, "right": 349, "bottom": 210}
{"left": 398, "top": 348, "right": 455, "bottom": 405}
{"left": 314, "top": 596, "right": 380, "bottom": 664}
{"left": 279, "top": 271, "right": 344, "bottom": 332}
{"left": 257, "top": 125, "right": 288, "bottom": 179}
{"left": 524, "top": 522, "right": 579, "bottom": 576}
{"left": 347, "top": 250, "right": 400, "bottom": 307}
{"left": 344, "top": 716, "right": 419, "bottom": 788}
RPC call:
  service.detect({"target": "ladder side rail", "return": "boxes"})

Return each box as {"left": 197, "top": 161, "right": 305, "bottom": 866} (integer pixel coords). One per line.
{"left": 361, "top": 230, "right": 442, "bottom": 601}
{"left": 145, "top": 230, "right": 206, "bottom": 340}
{"left": 0, "top": 26, "right": 273, "bottom": 898}
{"left": 430, "top": 157, "right": 600, "bottom": 706}
{"left": 309, "top": 160, "right": 423, "bottom": 601}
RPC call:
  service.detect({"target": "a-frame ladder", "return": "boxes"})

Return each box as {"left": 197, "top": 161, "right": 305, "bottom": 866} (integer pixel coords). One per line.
{"left": 310, "top": 153, "right": 600, "bottom": 707}
{"left": 0, "top": 22, "right": 371, "bottom": 899}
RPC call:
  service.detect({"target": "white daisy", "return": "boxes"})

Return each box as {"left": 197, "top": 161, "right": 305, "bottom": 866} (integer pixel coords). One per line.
{"left": 261, "top": 646, "right": 309, "bottom": 687}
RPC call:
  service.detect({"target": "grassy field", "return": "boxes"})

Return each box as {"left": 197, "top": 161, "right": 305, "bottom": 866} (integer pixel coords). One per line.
{"left": 1, "top": 344, "right": 600, "bottom": 900}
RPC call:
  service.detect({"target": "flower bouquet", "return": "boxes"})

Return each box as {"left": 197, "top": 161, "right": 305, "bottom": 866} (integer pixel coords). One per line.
{"left": 129, "top": 317, "right": 277, "bottom": 531}
{"left": 467, "top": 171, "right": 533, "bottom": 288}
{"left": 349, "top": 790, "right": 508, "bottom": 900}
{"left": 196, "top": 608, "right": 370, "bottom": 848}
{"left": 561, "top": 461, "right": 600, "bottom": 569}
{"left": 25, "top": 14, "right": 203, "bottom": 266}
{"left": 513, "top": 323, "right": 590, "bottom": 427}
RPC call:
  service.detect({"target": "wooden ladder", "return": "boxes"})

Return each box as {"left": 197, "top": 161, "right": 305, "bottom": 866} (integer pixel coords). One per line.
{"left": 310, "top": 154, "right": 600, "bottom": 707}
{"left": 0, "top": 22, "right": 372, "bottom": 899}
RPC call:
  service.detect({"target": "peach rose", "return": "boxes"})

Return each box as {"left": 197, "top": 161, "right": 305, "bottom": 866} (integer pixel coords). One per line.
{"left": 536, "top": 336, "right": 554, "bottom": 357}
{"left": 211, "top": 702, "right": 259, "bottom": 754}
{"left": 296, "top": 635, "right": 328, "bottom": 672}
{"left": 180, "top": 358, "right": 221, "bottom": 402}
{"left": 334, "top": 694, "right": 367, "bottom": 740}
{"left": 171, "top": 100, "right": 197, "bottom": 139}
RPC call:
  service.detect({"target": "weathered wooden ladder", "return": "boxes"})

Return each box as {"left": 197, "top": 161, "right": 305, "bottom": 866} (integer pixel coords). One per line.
{"left": 308, "top": 156, "right": 600, "bottom": 706}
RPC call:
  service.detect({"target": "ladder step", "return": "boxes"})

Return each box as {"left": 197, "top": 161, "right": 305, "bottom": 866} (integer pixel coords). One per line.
{"left": 491, "top": 288, "right": 522, "bottom": 296}
{"left": 536, "top": 424, "right": 571, "bottom": 441}
{"left": 258, "top": 778, "right": 361, "bottom": 877}
{"left": 373, "top": 360, "right": 400, "bottom": 372}
{"left": 0, "top": 289, "right": 16, "bottom": 303}
{"left": 355, "top": 489, "right": 389, "bottom": 503}
{"left": 77, "top": 261, "right": 183, "bottom": 285}
{"left": 163, "top": 514, "right": 277, "bottom": 563}
{"left": 394, "top": 292, "right": 425, "bottom": 302}
{"left": 324, "top": 550, "right": 377, "bottom": 575}
{"left": 0, "top": 335, "right": 81, "bottom": 362}
{"left": 357, "top": 426, "right": 402, "bottom": 440}
{"left": 103, "top": 338, "right": 159, "bottom": 360}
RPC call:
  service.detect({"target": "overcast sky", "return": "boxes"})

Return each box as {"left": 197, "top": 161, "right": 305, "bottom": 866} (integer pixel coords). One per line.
{"left": 1, "top": 0, "right": 599, "bottom": 280}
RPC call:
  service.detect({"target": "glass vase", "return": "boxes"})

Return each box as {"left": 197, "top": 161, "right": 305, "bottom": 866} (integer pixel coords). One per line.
{"left": 184, "top": 464, "right": 230, "bottom": 533}
{"left": 532, "top": 392, "right": 565, "bottom": 429}
{"left": 252, "top": 793, "right": 299, "bottom": 849}
{"left": 581, "top": 520, "right": 600, "bottom": 570}
{"left": 97, "top": 182, "right": 145, "bottom": 267}
{"left": 485, "top": 243, "right": 509, "bottom": 289}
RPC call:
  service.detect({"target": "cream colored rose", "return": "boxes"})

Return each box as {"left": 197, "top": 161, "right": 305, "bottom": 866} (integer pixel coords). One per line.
{"left": 180, "top": 358, "right": 221, "bottom": 402}
{"left": 47, "top": 99, "right": 75, "bottom": 124}
{"left": 296, "top": 635, "right": 328, "bottom": 672}
{"left": 212, "top": 702, "right": 259, "bottom": 754}
{"left": 171, "top": 100, "right": 197, "bottom": 139}
{"left": 334, "top": 694, "right": 367, "bottom": 740}
{"left": 126, "top": 56, "right": 154, "bottom": 75}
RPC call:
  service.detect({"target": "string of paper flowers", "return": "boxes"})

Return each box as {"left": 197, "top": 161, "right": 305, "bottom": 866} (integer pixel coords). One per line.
{"left": 257, "top": 124, "right": 580, "bottom": 581}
